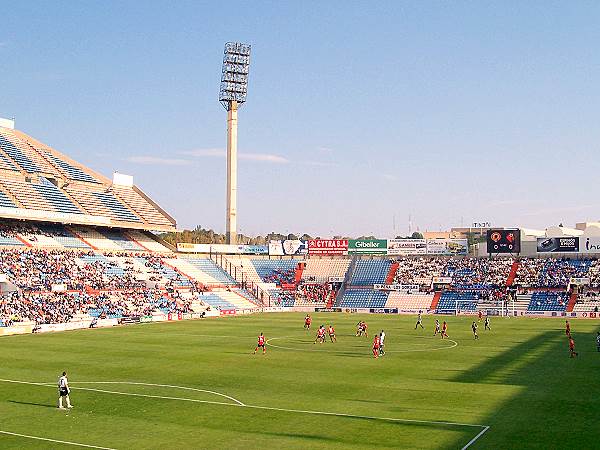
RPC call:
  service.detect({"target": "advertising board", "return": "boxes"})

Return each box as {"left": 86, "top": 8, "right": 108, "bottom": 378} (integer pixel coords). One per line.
{"left": 387, "top": 239, "right": 427, "bottom": 255}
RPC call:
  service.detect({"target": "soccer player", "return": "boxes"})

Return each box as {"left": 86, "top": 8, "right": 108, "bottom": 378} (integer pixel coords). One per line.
{"left": 569, "top": 336, "right": 578, "bottom": 358}
{"left": 472, "top": 321, "right": 479, "bottom": 340}
{"left": 362, "top": 321, "right": 368, "bottom": 337}
{"left": 379, "top": 330, "right": 386, "bottom": 356}
{"left": 478, "top": 310, "right": 483, "bottom": 322}
{"left": 372, "top": 334, "right": 380, "bottom": 358}
{"left": 328, "top": 325, "right": 336, "bottom": 343}
{"left": 433, "top": 319, "right": 440, "bottom": 336}
{"left": 441, "top": 321, "right": 448, "bottom": 339}
{"left": 304, "top": 314, "right": 312, "bottom": 331}
{"left": 57, "top": 371, "right": 73, "bottom": 409}
{"left": 315, "top": 325, "right": 326, "bottom": 344}
{"left": 356, "top": 321, "right": 363, "bottom": 336}
{"left": 596, "top": 332, "right": 600, "bottom": 353}
{"left": 484, "top": 316, "right": 491, "bottom": 331}
{"left": 565, "top": 320, "right": 571, "bottom": 337}
{"left": 254, "top": 333, "right": 266, "bottom": 354}
{"left": 415, "top": 312, "right": 424, "bottom": 330}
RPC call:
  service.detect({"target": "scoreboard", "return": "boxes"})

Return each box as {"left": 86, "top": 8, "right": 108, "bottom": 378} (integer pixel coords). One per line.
{"left": 487, "top": 229, "right": 521, "bottom": 254}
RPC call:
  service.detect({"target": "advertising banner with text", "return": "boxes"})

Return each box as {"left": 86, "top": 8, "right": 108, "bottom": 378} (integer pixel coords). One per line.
{"left": 308, "top": 239, "right": 348, "bottom": 255}
{"left": 387, "top": 239, "right": 427, "bottom": 255}
{"left": 348, "top": 239, "right": 387, "bottom": 254}
{"left": 268, "top": 240, "right": 308, "bottom": 256}
{"left": 426, "top": 239, "right": 468, "bottom": 255}
{"left": 536, "top": 237, "right": 579, "bottom": 253}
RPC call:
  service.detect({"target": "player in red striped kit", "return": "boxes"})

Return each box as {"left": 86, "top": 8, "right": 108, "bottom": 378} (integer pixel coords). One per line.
{"left": 372, "top": 334, "right": 380, "bottom": 358}
{"left": 254, "top": 332, "right": 266, "bottom": 354}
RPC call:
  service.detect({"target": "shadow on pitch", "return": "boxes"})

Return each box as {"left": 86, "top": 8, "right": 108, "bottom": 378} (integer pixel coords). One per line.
{"left": 8, "top": 400, "right": 57, "bottom": 409}
{"left": 448, "top": 325, "right": 600, "bottom": 449}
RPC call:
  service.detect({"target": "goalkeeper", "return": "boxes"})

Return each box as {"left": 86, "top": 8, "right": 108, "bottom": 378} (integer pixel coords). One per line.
{"left": 58, "top": 371, "right": 74, "bottom": 409}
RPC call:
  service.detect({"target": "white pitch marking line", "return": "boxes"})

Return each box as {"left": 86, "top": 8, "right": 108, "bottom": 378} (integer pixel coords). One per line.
{"left": 0, "top": 430, "right": 117, "bottom": 450}
{"left": 72, "top": 381, "right": 246, "bottom": 406}
{"left": 266, "top": 336, "right": 458, "bottom": 354}
{"left": 461, "top": 425, "right": 490, "bottom": 449}
{"left": 0, "top": 379, "right": 245, "bottom": 407}
{"left": 0, "top": 379, "right": 489, "bottom": 446}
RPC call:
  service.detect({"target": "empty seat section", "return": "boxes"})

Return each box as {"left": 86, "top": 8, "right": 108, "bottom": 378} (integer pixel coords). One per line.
{"left": 436, "top": 292, "right": 478, "bottom": 312}
{"left": 44, "top": 152, "right": 99, "bottom": 183}
{"left": 65, "top": 189, "right": 141, "bottom": 223}
{"left": 37, "top": 223, "right": 90, "bottom": 249}
{"left": 198, "top": 293, "right": 236, "bottom": 309}
{"left": 385, "top": 293, "right": 434, "bottom": 310}
{"left": 111, "top": 186, "right": 173, "bottom": 226}
{"left": 33, "top": 178, "right": 82, "bottom": 214}
{"left": 302, "top": 259, "right": 351, "bottom": 283}
{"left": 100, "top": 229, "right": 146, "bottom": 251}
{"left": 350, "top": 260, "right": 391, "bottom": 286}
{"left": 185, "top": 259, "right": 237, "bottom": 285}
{"left": 340, "top": 289, "right": 388, "bottom": 308}
{"left": 0, "top": 130, "right": 57, "bottom": 174}
{"left": 70, "top": 227, "right": 123, "bottom": 250}
{"left": 0, "top": 149, "right": 18, "bottom": 172}
{"left": 126, "top": 231, "right": 172, "bottom": 252}
{"left": 0, "top": 189, "right": 16, "bottom": 208}
{"left": 1, "top": 178, "right": 53, "bottom": 211}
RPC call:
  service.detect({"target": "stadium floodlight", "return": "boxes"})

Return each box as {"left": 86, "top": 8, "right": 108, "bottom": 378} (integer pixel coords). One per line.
{"left": 219, "top": 42, "right": 251, "bottom": 244}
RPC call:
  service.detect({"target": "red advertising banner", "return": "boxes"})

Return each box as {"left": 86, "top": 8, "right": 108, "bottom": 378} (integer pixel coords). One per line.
{"left": 308, "top": 239, "right": 349, "bottom": 255}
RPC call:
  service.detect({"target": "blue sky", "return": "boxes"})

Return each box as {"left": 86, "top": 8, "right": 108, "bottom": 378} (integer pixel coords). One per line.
{"left": 2, "top": 1, "right": 600, "bottom": 237}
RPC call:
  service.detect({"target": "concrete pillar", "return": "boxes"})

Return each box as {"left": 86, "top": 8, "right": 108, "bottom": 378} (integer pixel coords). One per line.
{"left": 226, "top": 101, "right": 238, "bottom": 244}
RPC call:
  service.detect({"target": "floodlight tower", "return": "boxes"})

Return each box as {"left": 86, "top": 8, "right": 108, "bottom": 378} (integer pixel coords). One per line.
{"left": 219, "top": 42, "right": 251, "bottom": 244}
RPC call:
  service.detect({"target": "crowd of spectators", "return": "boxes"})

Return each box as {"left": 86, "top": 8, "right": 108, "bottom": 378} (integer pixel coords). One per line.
{"left": 0, "top": 249, "right": 197, "bottom": 326}
{"left": 515, "top": 258, "right": 595, "bottom": 288}
{"left": 263, "top": 268, "right": 295, "bottom": 285}
{"left": 297, "top": 282, "right": 331, "bottom": 304}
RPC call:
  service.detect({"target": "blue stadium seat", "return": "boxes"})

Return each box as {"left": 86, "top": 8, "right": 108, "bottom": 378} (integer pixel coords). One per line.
{"left": 187, "top": 259, "right": 237, "bottom": 285}
{"left": 340, "top": 289, "right": 388, "bottom": 308}
{"left": 35, "top": 178, "right": 82, "bottom": 215}
{"left": 44, "top": 152, "right": 99, "bottom": 183}
{"left": 350, "top": 260, "right": 391, "bottom": 286}
{"left": 0, "top": 135, "right": 39, "bottom": 172}
{"left": 0, "top": 190, "right": 16, "bottom": 208}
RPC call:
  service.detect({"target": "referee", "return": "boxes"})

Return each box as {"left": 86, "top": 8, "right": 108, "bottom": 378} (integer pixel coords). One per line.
{"left": 58, "top": 371, "right": 73, "bottom": 409}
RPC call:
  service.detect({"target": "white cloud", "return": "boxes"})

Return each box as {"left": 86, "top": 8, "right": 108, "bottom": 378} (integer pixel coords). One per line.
{"left": 239, "top": 153, "right": 289, "bottom": 163}
{"left": 125, "top": 156, "right": 190, "bottom": 166}
{"left": 183, "top": 148, "right": 289, "bottom": 164}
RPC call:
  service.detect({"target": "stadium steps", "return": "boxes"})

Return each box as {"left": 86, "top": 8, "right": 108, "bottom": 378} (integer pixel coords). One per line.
{"left": 506, "top": 261, "right": 520, "bottom": 286}
{"left": 430, "top": 291, "right": 442, "bottom": 310}
{"left": 294, "top": 263, "right": 304, "bottom": 284}
{"left": 385, "top": 261, "right": 399, "bottom": 284}
{"left": 166, "top": 258, "right": 227, "bottom": 286}
{"left": 566, "top": 292, "right": 578, "bottom": 312}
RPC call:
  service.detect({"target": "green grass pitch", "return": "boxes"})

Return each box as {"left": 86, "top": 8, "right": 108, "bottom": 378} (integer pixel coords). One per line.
{"left": 1, "top": 313, "right": 599, "bottom": 449}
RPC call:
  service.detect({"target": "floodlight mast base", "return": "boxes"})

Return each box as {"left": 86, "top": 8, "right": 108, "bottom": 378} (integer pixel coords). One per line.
{"left": 226, "top": 100, "right": 238, "bottom": 245}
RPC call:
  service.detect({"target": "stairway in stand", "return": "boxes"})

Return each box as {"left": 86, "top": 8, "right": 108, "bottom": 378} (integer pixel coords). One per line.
{"left": 506, "top": 261, "right": 520, "bottom": 286}
{"left": 385, "top": 261, "right": 399, "bottom": 285}
{"left": 566, "top": 292, "right": 577, "bottom": 312}
{"left": 430, "top": 291, "right": 442, "bottom": 310}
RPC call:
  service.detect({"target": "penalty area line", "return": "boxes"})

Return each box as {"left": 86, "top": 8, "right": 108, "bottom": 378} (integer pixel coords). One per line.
{"left": 0, "top": 378, "right": 489, "bottom": 448}
{"left": 0, "top": 430, "right": 117, "bottom": 450}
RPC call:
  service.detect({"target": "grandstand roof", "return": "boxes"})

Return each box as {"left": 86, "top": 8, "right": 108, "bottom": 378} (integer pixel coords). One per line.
{"left": 0, "top": 124, "right": 176, "bottom": 232}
